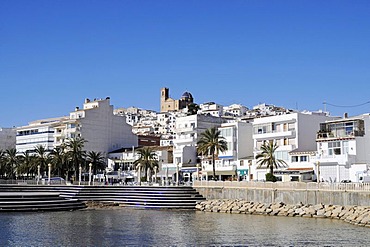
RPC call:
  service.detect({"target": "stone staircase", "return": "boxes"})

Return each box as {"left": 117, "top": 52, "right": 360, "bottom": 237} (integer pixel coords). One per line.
{"left": 0, "top": 185, "right": 205, "bottom": 211}
{"left": 0, "top": 191, "right": 86, "bottom": 212}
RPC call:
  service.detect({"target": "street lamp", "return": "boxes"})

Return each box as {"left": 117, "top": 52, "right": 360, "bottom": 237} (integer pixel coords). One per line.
{"left": 79, "top": 166, "right": 82, "bottom": 185}
{"left": 176, "top": 162, "right": 180, "bottom": 186}
{"left": 89, "top": 163, "right": 92, "bottom": 186}
{"left": 48, "top": 163, "right": 51, "bottom": 185}
{"left": 316, "top": 161, "right": 320, "bottom": 184}
{"left": 37, "top": 165, "right": 40, "bottom": 185}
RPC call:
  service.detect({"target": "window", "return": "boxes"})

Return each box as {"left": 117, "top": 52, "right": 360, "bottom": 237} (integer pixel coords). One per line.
{"left": 292, "top": 156, "right": 299, "bottom": 162}
{"left": 300, "top": 156, "right": 308, "bottom": 162}
{"left": 328, "top": 141, "right": 341, "bottom": 155}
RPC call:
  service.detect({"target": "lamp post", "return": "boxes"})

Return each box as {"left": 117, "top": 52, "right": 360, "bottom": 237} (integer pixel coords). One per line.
{"left": 79, "top": 166, "right": 82, "bottom": 185}
{"left": 37, "top": 165, "right": 40, "bottom": 185}
{"left": 165, "top": 164, "right": 168, "bottom": 186}
{"left": 176, "top": 162, "right": 180, "bottom": 186}
{"left": 317, "top": 161, "right": 320, "bottom": 184}
{"left": 89, "top": 163, "right": 92, "bottom": 186}
{"left": 48, "top": 163, "right": 51, "bottom": 185}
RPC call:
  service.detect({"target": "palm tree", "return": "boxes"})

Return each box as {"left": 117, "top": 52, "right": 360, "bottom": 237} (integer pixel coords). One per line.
{"left": 34, "top": 145, "right": 51, "bottom": 177}
{"left": 255, "top": 141, "right": 287, "bottom": 182}
{"left": 133, "top": 147, "right": 158, "bottom": 184}
{"left": 197, "top": 126, "right": 227, "bottom": 181}
{"left": 0, "top": 149, "right": 6, "bottom": 178}
{"left": 5, "top": 148, "right": 19, "bottom": 179}
{"left": 65, "top": 137, "right": 86, "bottom": 179}
{"left": 51, "top": 145, "right": 69, "bottom": 179}
{"left": 86, "top": 151, "right": 106, "bottom": 175}
{"left": 18, "top": 151, "right": 37, "bottom": 179}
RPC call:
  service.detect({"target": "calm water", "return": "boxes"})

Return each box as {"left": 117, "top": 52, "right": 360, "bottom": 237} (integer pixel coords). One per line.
{"left": 0, "top": 208, "right": 368, "bottom": 246}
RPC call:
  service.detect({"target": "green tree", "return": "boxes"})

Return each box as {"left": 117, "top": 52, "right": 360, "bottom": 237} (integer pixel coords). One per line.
{"left": 255, "top": 141, "right": 287, "bottom": 182}
{"left": 86, "top": 151, "right": 106, "bottom": 175}
{"left": 0, "top": 149, "right": 6, "bottom": 178}
{"left": 65, "top": 137, "right": 86, "bottom": 178}
{"left": 187, "top": 103, "right": 200, "bottom": 115}
{"left": 35, "top": 145, "right": 51, "bottom": 177}
{"left": 5, "top": 148, "right": 19, "bottom": 179}
{"left": 197, "top": 126, "right": 227, "bottom": 180}
{"left": 133, "top": 147, "right": 158, "bottom": 184}
{"left": 18, "top": 151, "right": 37, "bottom": 179}
{"left": 51, "top": 145, "right": 69, "bottom": 179}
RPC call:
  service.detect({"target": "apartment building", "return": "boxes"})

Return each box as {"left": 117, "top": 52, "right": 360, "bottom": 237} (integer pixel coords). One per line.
{"left": 201, "top": 121, "right": 254, "bottom": 180}
{"left": 16, "top": 117, "right": 68, "bottom": 153}
{"left": 54, "top": 98, "right": 138, "bottom": 154}
{"left": 199, "top": 102, "right": 223, "bottom": 117}
{"left": 223, "top": 104, "right": 248, "bottom": 117}
{"left": 252, "top": 111, "right": 335, "bottom": 181}
{"left": 312, "top": 114, "right": 370, "bottom": 182}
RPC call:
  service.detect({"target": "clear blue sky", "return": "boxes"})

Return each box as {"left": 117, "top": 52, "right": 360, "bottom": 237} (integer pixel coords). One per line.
{"left": 1, "top": 0, "right": 370, "bottom": 127}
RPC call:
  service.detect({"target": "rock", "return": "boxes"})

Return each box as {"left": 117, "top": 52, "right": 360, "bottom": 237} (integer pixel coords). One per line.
{"left": 316, "top": 209, "right": 326, "bottom": 217}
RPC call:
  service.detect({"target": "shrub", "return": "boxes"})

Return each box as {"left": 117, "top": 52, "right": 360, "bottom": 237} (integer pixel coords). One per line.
{"left": 265, "top": 173, "right": 277, "bottom": 182}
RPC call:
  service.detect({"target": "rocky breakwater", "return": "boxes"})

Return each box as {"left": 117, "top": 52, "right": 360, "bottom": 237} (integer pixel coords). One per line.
{"left": 196, "top": 199, "right": 370, "bottom": 228}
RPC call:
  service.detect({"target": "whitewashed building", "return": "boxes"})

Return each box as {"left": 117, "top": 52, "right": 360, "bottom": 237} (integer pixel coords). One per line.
{"left": 312, "top": 114, "right": 370, "bottom": 183}
{"left": 173, "top": 114, "right": 225, "bottom": 167}
{"left": 199, "top": 102, "right": 223, "bottom": 117}
{"left": 252, "top": 111, "right": 336, "bottom": 182}
{"left": 16, "top": 117, "right": 68, "bottom": 153}
{"left": 201, "top": 121, "right": 254, "bottom": 180}
{"left": 54, "top": 98, "right": 138, "bottom": 154}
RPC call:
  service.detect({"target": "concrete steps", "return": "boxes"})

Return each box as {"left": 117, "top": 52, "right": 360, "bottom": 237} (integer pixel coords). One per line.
{"left": 0, "top": 192, "right": 86, "bottom": 212}
{"left": 0, "top": 185, "right": 205, "bottom": 210}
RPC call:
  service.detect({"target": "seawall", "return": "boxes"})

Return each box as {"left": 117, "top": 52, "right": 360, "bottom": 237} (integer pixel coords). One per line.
{"left": 194, "top": 186, "right": 370, "bottom": 206}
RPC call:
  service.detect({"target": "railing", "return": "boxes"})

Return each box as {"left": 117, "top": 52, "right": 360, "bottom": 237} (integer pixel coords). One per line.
{"left": 193, "top": 180, "right": 370, "bottom": 192}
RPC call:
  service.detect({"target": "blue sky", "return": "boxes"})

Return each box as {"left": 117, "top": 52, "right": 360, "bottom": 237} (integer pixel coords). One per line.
{"left": 1, "top": 0, "right": 370, "bottom": 127}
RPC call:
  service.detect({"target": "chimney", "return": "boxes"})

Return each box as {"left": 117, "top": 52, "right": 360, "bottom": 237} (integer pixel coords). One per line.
{"left": 343, "top": 112, "right": 348, "bottom": 118}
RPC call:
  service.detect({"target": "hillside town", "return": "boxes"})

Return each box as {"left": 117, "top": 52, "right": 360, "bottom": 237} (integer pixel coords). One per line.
{"left": 1, "top": 87, "right": 370, "bottom": 184}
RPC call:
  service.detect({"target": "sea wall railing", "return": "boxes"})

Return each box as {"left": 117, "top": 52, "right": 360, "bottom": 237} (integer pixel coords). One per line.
{"left": 193, "top": 180, "right": 370, "bottom": 192}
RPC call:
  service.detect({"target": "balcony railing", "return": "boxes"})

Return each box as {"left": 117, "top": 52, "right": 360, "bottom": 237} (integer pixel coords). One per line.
{"left": 193, "top": 180, "right": 370, "bottom": 191}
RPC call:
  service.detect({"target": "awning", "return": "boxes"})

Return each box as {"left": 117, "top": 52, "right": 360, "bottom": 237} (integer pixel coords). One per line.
{"left": 202, "top": 170, "right": 237, "bottom": 176}
{"left": 181, "top": 167, "right": 198, "bottom": 173}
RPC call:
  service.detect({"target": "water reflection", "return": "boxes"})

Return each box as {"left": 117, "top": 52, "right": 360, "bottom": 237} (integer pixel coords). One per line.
{"left": 0, "top": 209, "right": 368, "bottom": 246}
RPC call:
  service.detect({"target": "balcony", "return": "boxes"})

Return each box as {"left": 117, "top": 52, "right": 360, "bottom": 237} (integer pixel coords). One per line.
{"left": 316, "top": 130, "right": 359, "bottom": 141}
{"left": 253, "top": 129, "right": 296, "bottom": 140}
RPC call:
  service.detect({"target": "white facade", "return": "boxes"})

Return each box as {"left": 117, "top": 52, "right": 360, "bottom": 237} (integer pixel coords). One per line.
{"left": 199, "top": 102, "right": 223, "bottom": 117}
{"left": 16, "top": 117, "right": 68, "bottom": 153}
{"left": 201, "top": 121, "right": 254, "bottom": 180}
{"left": 312, "top": 114, "right": 370, "bottom": 183}
{"left": 252, "top": 111, "right": 335, "bottom": 181}
{"left": 223, "top": 104, "right": 248, "bottom": 117}
{"left": 0, "top": 127, "right": 16, "bottom": 150}
{"left": 173, "top": 114, "right": 225, "bottom": 166}
{"left": 55, "top": 98, "right": 138, "bottom": 154}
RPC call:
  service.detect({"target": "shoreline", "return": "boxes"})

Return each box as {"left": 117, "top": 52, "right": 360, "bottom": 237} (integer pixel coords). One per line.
{"left": 196, "top": 199, "right": 370, "bottom": 228}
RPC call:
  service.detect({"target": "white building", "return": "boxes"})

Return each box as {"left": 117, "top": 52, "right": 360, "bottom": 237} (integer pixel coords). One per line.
{"left": 16, "top": 117, "right": 68, "bottom": 153}
{"left": 312, "top": 114, "right": 370, "bottom": 183}
{"left": 0, "top": 127, "right": 16, "bottom": 150}
{"left": 173, "top": 114, "right": 226, "bottom": 167}
{"left": 252, "top": 111, "right": 335, "bottom": 181}
{"left": 223, "top": 104, "right": 248, "bottom": 117}
{"left": 201, "top": 121, "right": 254, "bottom": 180}
{"left": 54, "top": 98, "right": 138, "bottom": 154}
{"left": 199, "top": 102, "right": 223, "bottom": 117}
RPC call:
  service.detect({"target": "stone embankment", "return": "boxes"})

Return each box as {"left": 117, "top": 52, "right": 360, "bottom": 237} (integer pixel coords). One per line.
{"left": 196, "top": 199, "right": 370, "bottom": 227}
